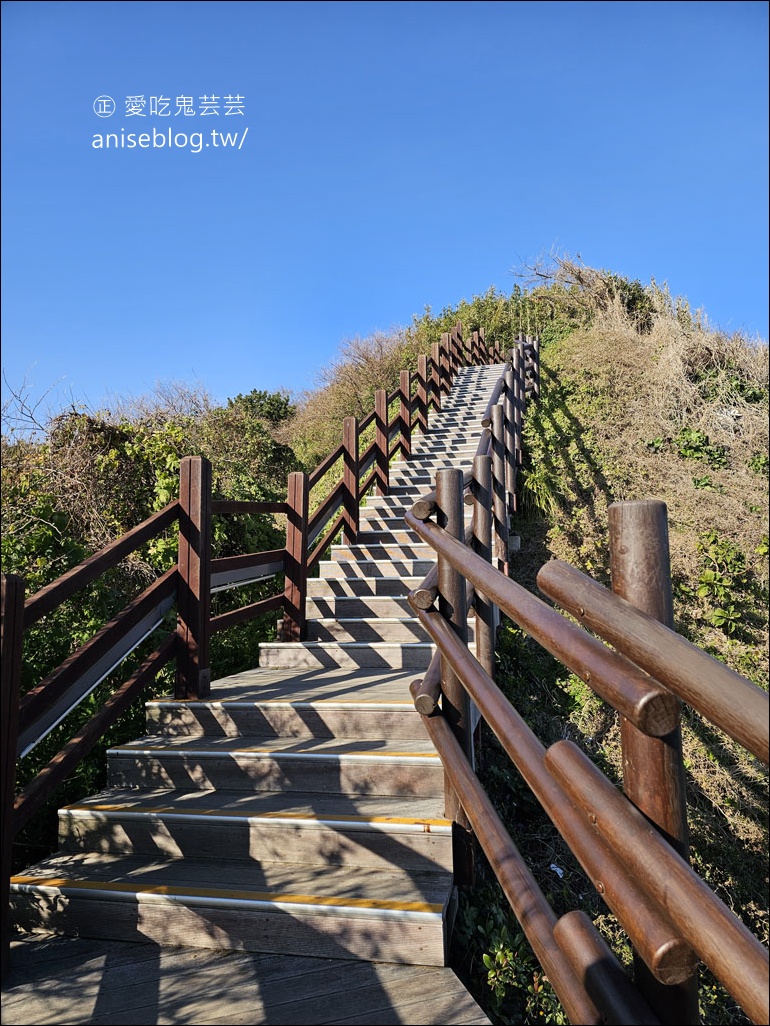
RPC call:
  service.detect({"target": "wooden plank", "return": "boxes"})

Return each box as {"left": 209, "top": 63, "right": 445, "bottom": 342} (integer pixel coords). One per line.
{"left": 17, "top": 570, "right": 177, "bottom": 757}
{"left": 13, "top": 635, "right": 176, "bottom": 836}
{"left": 23, "top": 501, "right": 179, "bottom": 629}
{"left": 2, "top": 936, "right": 491, "bottom": 1025}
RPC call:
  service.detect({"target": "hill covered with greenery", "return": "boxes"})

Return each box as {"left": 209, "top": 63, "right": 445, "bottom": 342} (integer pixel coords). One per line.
{"left": 2, "top": 257, "right": 767, "bottom": 1024}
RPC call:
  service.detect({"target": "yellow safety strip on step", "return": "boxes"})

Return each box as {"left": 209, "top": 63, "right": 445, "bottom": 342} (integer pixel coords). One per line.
{"left": 150, "top": 700, "right": 415, "bottom": 708}
{"left": 112, "top": 747, "right": 438, "bottom": 759}
{"left": 62, "top": 804, "right": 452, "bottom": 830}
{"left": 10, "top": 876, "right": 444, "bottom": 914}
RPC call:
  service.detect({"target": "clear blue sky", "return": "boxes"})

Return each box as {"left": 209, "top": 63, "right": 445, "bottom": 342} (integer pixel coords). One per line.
{"left": 2, "top": 0, "right": 768, "bottom": 419}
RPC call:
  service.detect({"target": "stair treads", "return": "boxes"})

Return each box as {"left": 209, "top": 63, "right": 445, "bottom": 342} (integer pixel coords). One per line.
{"left": 185, "top": 667, "right": 425, "bottom": 702}
{"left": 110, "top": 735, "right": 438, "bottom": 757}
{"left": 62, "top": 788, "right": 452, "bottom": 833}
{"left": 11, "top": 854, "right": 451, "bottom": 919}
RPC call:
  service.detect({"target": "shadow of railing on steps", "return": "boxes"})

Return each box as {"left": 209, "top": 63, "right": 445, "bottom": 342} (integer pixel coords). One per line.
{"left": 0, "top": 320, "right": 519, "bottom": 977}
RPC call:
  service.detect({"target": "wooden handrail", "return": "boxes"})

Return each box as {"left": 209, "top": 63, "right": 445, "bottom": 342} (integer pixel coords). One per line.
{"left": 23, "top": 500, "right": 180, "bottom": 629}
{"left": 405, "top": 513, "right": 683, "bottom": 737}
{"left": 211, "top": 500, "right": 287, "bottom": 515}
{"left": 407, "top": 596, "right": 697, "bottom": 984}
{"left": 409, "top": 680, "right": 605, "bottom": 1026}
{"left": 307, "top": 481, "right": 345, "bottom": 548}
{"left": 308, "top": 443, "right": 344, "bottom": 490}
{"left": 13, "top": 633, "right": 176, "bottom": 836}
{"left": 17, "top": 568, "right": 178, "bottom": 755}
{"left": 547, "top": 740, "right": 769, "bottom": 1026}
{"left": 307, "top": 513, "right": 345, "bottom": 574}
{"left": 210, "top": 592, "right": 284, "bottom": 634}
{"left": 481, "top": 375, "right": 506, "bottom": 427}
{"left": 536, "top": 559, "right": 769, "bottom": 764}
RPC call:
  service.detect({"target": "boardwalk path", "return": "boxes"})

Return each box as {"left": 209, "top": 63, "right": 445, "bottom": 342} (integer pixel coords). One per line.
{"left": 3, "top": 932, "right": 491, "bottom": 1025}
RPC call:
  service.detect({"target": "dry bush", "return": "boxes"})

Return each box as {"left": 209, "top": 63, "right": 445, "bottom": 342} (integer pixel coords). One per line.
{"left": 286, "top": 328, "right": 423, "bottom": 465}
{"left": 537, "top": 298, "right": 768, "bottom": 598}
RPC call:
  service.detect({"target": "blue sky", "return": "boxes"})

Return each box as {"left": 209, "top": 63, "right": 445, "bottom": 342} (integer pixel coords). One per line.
{"left": 2, "top": 0, "right": 768, "bottom": 420}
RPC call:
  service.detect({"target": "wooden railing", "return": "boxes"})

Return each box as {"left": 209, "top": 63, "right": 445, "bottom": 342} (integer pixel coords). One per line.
{"left": 3, "top": 322, "right": 766, "bottom": 1026}
{"left": 0, "top": 320, "right": 509, "bottom": 977}
{"left": 401, "top": 344, "right": 769, "bottom": 1024}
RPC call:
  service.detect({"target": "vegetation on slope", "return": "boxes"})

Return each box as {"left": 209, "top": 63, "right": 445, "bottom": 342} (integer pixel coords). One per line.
{"left": 444, "top": 263, "right": 769, "bottom": 1025}
{"left": 2, "top": 258, "right": 767, "bottom": 1023}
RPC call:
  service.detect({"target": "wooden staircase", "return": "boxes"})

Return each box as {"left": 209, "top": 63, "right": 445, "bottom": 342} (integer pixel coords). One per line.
{"left": 9, "top": 364, "right": 504, "bottom": 971}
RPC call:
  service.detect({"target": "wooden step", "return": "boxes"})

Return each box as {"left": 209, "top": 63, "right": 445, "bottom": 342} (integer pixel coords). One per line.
{"left": 58, "top": 788, "right": 453, "bottom": 872}
{"left": 258, "top": 640, "right": 435, "bottom": 671}
{"left": 317, "top": 558, "right": 435, "bottom": 579}
{"left": 306, "top": 594, "right": 414, "bottom": 618}
{"left": 306, "top": 575, "right": 422, "bottom": 597}
{"left": 108, "top": 734, "right": 444, "bottom": 796}
{"left": 330, "top": 544, "right": 434, "bottom": 566}
{"left": 305, "top": 618, "right": 431, "bottom": 643}
{"left": 9, "top": 852, "right": 454, "bottom": 965}
{"left": 352, "top": 529, "right": 425, "bottom": 546}
{"left": 304, "top": 618, "right": 474, "bottom": 645}
{"left": 146, "top": 667, "right": 430, "bottom": 740}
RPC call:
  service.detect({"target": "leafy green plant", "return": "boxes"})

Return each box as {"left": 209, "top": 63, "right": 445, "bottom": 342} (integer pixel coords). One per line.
{"left": 692, "top": 475, "right": 724, "bottom": 492}
{"left": 675, "top": 427, "right": 729, "bottom": 468}
{"left": 708, "top": 604, "right": 743, "bottom": 635}
{"left": 747, "top": 451, "right": 769, "bottom": 476}
{"left": 453, "top": 887, "right": 568, "bottom": 1025}
{"left": 645, "top": 436, "right": 666, "bottom": 452}
{"left": 695, "top": 532, "right": 751, "bottom": 636}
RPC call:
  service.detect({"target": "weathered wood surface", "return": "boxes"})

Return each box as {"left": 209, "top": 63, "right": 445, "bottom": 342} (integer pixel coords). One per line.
{"left": 2, "top": 932, "right": 491, "bottom": 1025}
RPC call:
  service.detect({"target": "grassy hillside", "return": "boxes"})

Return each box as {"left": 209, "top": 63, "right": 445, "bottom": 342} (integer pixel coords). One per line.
{"left": 452, "top": 281, "right": 769, "bottom": 1024}
{"left": 3, "top": 260, "right": 766, "bottom": 1023}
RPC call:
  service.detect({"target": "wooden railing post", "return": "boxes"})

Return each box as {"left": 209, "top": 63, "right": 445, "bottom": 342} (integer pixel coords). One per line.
{"left": 429, "top": 343, "right": 442, "bottom": 412}
{"left": 436, "top": 468, "right": 474, "bottom": 885}
{"left": 374, "top": 389, "right": 389, "bottom": 496}
{"left": 512, "top": 344, "right": 524, "bottom": 467}
{"left": 1, "top": 574, "right": 24, "bottom": 980}
{"left": 608, "top": 499, "right": 699, "bottom": 1026}
{"left": 472, "top": 456, "right": 496, "bottom": 678}
{"left": 490, "top": 404, "right": 510, "bottom": 574}
{"left": 471, "top": 329, "right": 480, "bottom": 365}
{"left": 440, "top": 332, "right": 452, "bottom": 396}
{"left": 503, "top": 367, "right": 517, "bottom": 512}
{"left": 452, "top": 321, "right": 464, "bottom": 369}
{"left": 342, "top": 416, "right": 359, "bottom": 545}
{"left": 416, "top": 355, "right": 429, "bottom": 434}
{"left": 282, "top": 471, "right": 309, "bottom": 641}
{"left": 528, "top": 333, "right": 541, "bottom": 399}
{"left": 176, "top": 456, "right": 212, "bottom": 700}
{"left": 399, "top": 369, "right": 412, "bottom": 462}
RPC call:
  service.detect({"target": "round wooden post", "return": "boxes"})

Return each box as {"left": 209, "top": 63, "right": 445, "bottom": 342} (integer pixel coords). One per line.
{"left": 608, "top": 499, "right": 699, "bottom": 1025}
{"left": 472, "top": 455, "right": 496, "bottom": 678}
{"left": 531, "top": 333, "right": 541, "bottom": 399}
{"left": 490, "top": 404, "right": 509, "bottom": 573}
{"left": 436, "top": 469, "right": 474, "bottom": 885}
{"left": 512, "top": 345, "right": 524, "bottom": 467}
{"left": 503, "top": 368, "right": 517, "bottom": 512}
